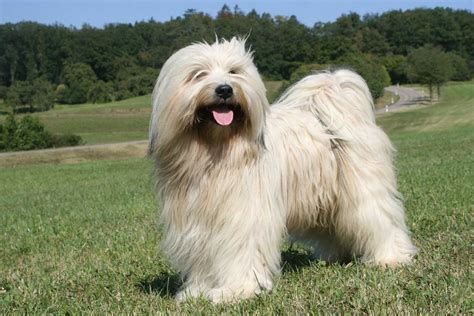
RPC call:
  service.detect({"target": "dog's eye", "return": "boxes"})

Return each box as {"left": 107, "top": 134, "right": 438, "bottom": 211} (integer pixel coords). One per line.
{"left": 229, "top": 69, "right": 238, "bottom": 75}
{"left": 193, "top": 71, "right": 208, "bottom": 80}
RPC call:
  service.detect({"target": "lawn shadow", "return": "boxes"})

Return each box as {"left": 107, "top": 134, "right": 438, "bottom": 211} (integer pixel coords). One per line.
{"left": 281, "top": 246, "right": 350, "bottom": 273}
{"left": 137, "top": 271, "right": 182, "bottom": 298}
{"left": 281, "top": 247, "right": 314, "bottom": 273}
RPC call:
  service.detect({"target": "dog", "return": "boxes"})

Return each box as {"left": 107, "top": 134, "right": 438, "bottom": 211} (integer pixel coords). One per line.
{"left": 148, "top": 38, "right": 417, "bottom": 303}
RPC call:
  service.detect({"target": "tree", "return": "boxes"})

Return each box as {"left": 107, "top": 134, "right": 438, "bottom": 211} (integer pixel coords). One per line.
{"left": 446, "top": 52, "right": 471, "bottom": 81}
{"left": 407, "top": 45, "right": 453, "bottom": 99}
{"left": 31, "top": 78, "right": 55, "bottom": 111}
{"left": 336, "top": 53, "right": 391, "bottom": 99}
{"left": 87, "top": 80, "right": 113, "bottom": 103}
{"left": 4, "top": 78, "right": 54, "bottom": 112}
{"left": 382, "top": 55, "right": 408, "bottom": 84}
{"left": 0, "top": 7, "right": 472, "bottom": 106}
{"left": 59, "top": 62, "right": 97, "bottom": 104}
{"left": 5, "top": 81, "right": 30, "bottom": 112}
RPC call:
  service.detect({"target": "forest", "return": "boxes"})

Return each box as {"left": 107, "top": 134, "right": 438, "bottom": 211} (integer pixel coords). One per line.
{"left": 0, "top": 5, "right": 473, "bottom": 112}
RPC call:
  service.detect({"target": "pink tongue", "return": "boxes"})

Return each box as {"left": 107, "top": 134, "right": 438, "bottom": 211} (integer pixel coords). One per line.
{"left": 212, "top": 110, "right": 234, "bottom": 126}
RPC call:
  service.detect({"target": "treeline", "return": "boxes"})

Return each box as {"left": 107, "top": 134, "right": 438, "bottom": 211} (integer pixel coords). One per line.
{"left": 0, "top": 6, "right": 472, "bottom": 111}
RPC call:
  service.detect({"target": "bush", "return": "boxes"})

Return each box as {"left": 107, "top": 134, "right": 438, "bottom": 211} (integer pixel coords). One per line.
{"left": 51, "top": 134, "right": 84, "bottom": 147}
{"left": 447, "top": 53, "right": 471, "bottom": 81}
{"left": 13, "top": 115, "right": 53, "bottom": 151}
{"left": 4, "top": 79, "right": 55, "bottom": 112}
{"left": 2, "top": 114, "right": 18, "bottom": 149}
{"left": 0, "top": 123, "right": 5, "bottom": 150}
{"left": 114, "top": 89, "right": 134, "bottom": 101}
{"left": 114, "top": 67, "right": 158, "bottom": 99}
{"left": 87, "top": 80, "right": 113, "bottom": 103}
{"left": 0, "top": 114, "right": 83, "bottom": 152}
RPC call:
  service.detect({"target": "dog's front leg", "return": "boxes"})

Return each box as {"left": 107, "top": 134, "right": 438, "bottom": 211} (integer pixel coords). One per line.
{"left": 172, "top": 191, "right": 285, "bottom": 303}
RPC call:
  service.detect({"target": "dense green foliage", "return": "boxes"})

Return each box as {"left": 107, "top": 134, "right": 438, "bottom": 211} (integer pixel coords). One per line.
{"left": 0, "top": 114, "right": 83, "bottom": 151}
{"left": 1, "top": 82, "right": 472, "bottom": 313}
{"left": 5, "top": 78, "right": 55, "bottom": 112}
{"left": 0, "top": 6, "right": 472, "bottom": 109}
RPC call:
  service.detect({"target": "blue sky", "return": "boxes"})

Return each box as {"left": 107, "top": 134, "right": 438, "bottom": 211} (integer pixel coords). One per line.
{"left": 0, "top": 0, "right": 472, "bottom": 28}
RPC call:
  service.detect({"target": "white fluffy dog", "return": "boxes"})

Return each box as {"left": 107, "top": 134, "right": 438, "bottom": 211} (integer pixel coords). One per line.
{"left": 148, "top": 38, "right": 417, "bottom": 303}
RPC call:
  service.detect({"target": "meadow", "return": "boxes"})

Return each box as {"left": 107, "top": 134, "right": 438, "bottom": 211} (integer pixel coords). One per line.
{"left": 1, "top": 82, "right": 472, "bottom": 313}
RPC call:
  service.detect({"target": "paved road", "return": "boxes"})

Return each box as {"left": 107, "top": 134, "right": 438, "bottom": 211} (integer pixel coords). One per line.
{"left": 376, "top": 85, "right": 426, "bottom": 114}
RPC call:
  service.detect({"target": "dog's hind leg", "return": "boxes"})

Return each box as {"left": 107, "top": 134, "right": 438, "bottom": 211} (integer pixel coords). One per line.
{"left": 334, "top": 150, "right": 418, "bottom": 266}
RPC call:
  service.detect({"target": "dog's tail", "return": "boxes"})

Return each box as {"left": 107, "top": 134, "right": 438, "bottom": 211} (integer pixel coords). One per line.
{"left": 274, "top": 69, "right": 375, "bottom": 140}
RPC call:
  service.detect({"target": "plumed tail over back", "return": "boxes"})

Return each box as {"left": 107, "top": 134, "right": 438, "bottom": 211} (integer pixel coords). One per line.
{"left": 274, "top": 69, "right": 375, "bottom": 142}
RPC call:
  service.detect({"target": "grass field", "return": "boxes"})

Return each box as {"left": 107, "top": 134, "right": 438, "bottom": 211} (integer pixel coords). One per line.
{"left": 1, "top": 82, "right": 472, "bottom": 313}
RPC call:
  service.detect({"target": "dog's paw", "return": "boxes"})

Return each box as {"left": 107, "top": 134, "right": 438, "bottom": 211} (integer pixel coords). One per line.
{"left": 175, "top": 285, "right": 203, "bottom": 302}
{"left": 176, "top": 287, "right": 238, "bottom": 303}
{"left": 372, "top": 252, "right": 416, "bottom": 267}
{"left": 371, "top": 233, "right": 418, "bottom": 267}
{"left": 206, "top": 285, "right": 267, "bottom": 303}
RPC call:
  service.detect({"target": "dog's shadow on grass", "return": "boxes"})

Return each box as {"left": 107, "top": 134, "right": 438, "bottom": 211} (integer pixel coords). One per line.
{"left": 281, "top": 247, "right": 314, "bottom": 273}
{"left": 137, "top": 272, "right": 182, "bottom": 298}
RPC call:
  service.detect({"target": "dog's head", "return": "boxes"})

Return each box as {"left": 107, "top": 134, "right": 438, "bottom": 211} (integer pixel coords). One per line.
{"left": 149, "top": 38, "right": 268, "bottom": 152}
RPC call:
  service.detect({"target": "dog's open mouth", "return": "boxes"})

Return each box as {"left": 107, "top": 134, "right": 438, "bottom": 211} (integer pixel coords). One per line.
{"left": 212, "top": 105, "right": 234, "bottom": 126}
{"left": 196, "top": 103, "right": 244, "bottom": 127}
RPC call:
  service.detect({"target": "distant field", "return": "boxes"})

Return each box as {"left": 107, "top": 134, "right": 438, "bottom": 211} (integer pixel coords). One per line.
{"left": 1, "top": 82, "right": 472, "bottom": 313}
{"left": 35, "top": 95, "right": 152, "bottom": 145}
{"left": 378, "top": 81, "right": 474, "bottom": 132}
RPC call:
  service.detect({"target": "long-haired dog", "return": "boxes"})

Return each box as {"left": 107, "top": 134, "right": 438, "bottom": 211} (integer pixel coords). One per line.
{"left": 148, "top": 38, "right": 417, "bottom": 303}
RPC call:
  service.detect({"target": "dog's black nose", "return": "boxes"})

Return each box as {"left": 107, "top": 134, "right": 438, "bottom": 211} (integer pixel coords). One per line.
{"left": 215, "top": 84, "right": 233, "bottom": 99}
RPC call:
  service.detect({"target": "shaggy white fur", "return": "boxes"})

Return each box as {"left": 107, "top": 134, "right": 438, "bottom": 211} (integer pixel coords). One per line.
{"left": 149, "top": 38, "right": 417, "bottom": 303}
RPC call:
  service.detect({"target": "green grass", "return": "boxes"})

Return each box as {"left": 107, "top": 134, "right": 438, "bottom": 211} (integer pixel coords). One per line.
{"left": 265, "top": 80, "right": 283, "bottom": 103}
{"left": 36, "top": 95, "right": 152, "bottom": 145}
{"left": 1, "top": 82, "right": 472, "bottom": 313}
